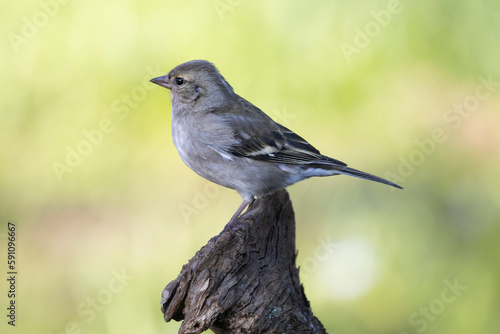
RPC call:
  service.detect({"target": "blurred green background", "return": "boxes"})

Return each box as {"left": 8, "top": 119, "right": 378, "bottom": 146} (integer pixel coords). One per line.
{"left": 1, "top": 1, "right": 499, "bottom": 333}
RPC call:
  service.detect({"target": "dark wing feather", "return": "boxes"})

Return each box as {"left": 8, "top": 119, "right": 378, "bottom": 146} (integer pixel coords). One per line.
{"left": 220, "top": 98, "right": 346, "bottom": 167}
{"left": 267, "top": 125, "right": 348, "bottom": 167}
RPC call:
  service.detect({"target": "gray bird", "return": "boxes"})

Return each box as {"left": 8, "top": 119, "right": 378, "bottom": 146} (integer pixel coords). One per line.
{"left": 151, "top": 60, "right": 402, "bottom": 223}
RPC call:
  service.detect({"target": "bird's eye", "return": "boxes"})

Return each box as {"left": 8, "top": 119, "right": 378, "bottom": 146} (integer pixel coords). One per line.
{"left": 175, "top": 77, "right": 185, "bottom": 85}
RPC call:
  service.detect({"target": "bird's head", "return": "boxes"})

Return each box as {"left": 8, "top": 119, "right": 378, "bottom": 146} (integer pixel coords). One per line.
{"left": 151, "top": 60, "right": 236, "bottom": 110}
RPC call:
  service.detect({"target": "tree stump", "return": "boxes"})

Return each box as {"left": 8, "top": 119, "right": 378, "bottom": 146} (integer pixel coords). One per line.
{"left": 161, "top": 189, "right": 327, "bottom": 334}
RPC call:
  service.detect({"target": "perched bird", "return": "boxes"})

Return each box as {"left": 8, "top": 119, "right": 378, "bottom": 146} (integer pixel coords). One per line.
{"left": 151, "top": 60, "right": 402, "bottom": 223}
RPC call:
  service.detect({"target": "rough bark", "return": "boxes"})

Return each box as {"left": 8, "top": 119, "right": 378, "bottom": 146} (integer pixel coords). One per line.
{"left": 161, "top": 189, "right": 327, "bottom": 334}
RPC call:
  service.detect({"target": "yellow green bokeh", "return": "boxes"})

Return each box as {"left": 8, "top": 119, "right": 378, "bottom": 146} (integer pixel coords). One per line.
{"left": 1, "top": 1, "right": 499, "bottom": 333}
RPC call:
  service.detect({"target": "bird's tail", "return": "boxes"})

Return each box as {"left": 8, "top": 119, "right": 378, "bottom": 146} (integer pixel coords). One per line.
{"left": 338, "top": 166, "right": 403, "bottom": 189}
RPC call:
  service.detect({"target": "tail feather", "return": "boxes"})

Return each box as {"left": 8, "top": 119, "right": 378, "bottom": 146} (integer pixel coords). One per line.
{"left": 339, "top": 166, "right": 403, "bottom": 189}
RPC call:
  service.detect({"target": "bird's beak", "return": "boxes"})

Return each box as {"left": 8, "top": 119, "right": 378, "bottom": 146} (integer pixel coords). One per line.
{"left": 150, "top": 75, "right": 172, "bottom": 90}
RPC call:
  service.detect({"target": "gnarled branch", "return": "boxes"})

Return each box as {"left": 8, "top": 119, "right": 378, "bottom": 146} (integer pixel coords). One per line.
{"left": 161, "top": 189, "right": 327, "bottom": 334}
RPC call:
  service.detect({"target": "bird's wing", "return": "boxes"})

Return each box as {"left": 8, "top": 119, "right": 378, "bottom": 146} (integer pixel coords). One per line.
{"left": 269, "top": 124, "right": 347, "bottom": 167}
{"left": 213, "top": 99, "right": 403, "bottom": 189}
{"left": 218, "top": 98, "right": 347, "bottom": 167}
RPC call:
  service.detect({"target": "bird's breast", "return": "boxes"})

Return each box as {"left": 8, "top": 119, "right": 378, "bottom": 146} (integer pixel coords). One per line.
{"left": 171, "top": 117, "right": 197, "bottom": 168}
{"left": 171, "top": 114, "right": 234, "bottom": 170}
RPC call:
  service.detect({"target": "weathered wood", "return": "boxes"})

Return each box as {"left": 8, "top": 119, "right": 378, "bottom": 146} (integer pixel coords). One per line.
{"left": 161, "top": 189, "right": 327, "bottom": 334}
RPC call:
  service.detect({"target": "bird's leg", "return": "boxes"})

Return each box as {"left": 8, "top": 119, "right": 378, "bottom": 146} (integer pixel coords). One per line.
{"left": 228, "top": 197, "right": 255, "bottom": 224}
